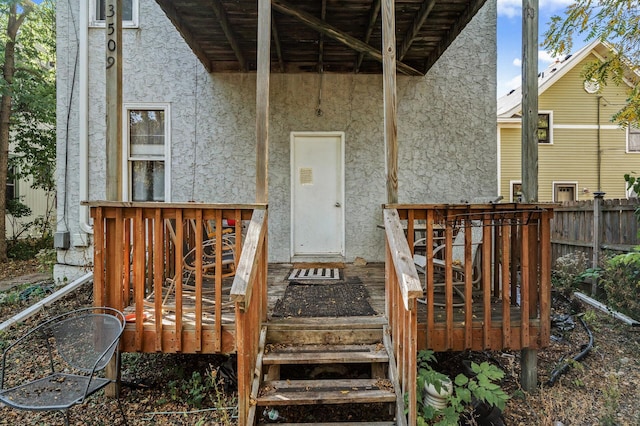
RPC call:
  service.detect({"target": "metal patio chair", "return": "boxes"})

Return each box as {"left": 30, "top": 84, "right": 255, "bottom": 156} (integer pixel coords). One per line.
{"left": 0, "top": 307, "right": 127, "bottom": 425}
{"left": 413, "top": 221, "right": 484, "bottom": 307}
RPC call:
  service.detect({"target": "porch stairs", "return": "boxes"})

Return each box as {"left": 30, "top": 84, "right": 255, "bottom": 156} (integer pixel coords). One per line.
{"left": 254, "top": 317, "right": 398, "bottom": 425}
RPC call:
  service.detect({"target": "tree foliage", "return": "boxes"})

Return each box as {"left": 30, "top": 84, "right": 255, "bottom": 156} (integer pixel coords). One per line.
{"left": 0, "top": 0, "right": 56, "bottom": 262}
{"left": 543, "top": 0, "right": 640, "bottom": 126}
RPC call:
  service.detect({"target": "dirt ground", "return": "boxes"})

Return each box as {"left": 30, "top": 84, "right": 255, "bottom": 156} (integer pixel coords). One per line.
{"left": 0, "top": 259, "right": 638, "bottom": 425}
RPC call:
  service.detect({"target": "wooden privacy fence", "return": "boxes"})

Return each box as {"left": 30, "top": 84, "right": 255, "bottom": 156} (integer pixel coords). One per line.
{"left": 551, "top": 198, "right": 640, "bottom": 266}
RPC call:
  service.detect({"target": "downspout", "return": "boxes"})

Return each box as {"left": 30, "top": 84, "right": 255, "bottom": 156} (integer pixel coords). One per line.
{"left": 78, "top": 0, "right": 92, "bottom": 234}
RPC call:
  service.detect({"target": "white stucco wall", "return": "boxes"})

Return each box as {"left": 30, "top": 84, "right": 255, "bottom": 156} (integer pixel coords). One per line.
{"left": 55, "top": 0, "right": 497, "bottom": 281}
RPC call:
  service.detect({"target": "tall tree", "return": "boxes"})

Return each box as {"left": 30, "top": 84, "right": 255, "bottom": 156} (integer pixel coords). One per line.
{"left": 0, "top": 0, "right": 55, "bottom": 261}
{"left": 544, "top": 1, "right": 640, "bottom": 126}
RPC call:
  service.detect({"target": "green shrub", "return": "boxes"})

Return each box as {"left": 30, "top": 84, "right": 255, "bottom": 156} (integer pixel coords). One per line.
{"left": 597, "top": 249, "right": 640, "bottom": 320}
{"left": 552, "top": 251, "right": 589, "bottom": 295}
{"left": 414, "top": 350, "right": 509, "bottom": 426}
{"left": 7, "top": 235, "right": 53, "bottom": 260}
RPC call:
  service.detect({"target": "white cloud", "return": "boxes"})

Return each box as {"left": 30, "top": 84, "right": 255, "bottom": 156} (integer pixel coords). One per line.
{"left": 506, "top": 74, "right": 522, "bottom": 90}
{"left": 513, "top": 58, "right": 522, "bottom": 67}
{"left": 498, "top": 0, "right": 574, "bottom": 18}
{"left": 538, "top": 50, "right": 562, "bottom": 64}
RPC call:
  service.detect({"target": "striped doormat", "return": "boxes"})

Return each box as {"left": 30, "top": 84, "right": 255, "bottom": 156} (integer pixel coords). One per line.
{"left": 288, "top": 268, "right": 341, "bottom": 280}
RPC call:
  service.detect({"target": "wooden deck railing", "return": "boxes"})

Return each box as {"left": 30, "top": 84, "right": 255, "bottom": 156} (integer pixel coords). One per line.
{"left": 88, "top": 201, "right": 263, "bottom": 354}
{"left": 389, "top": 203, "right": 554, "bottom": 352}
{"left": 230, "top": 208, "right": 268, "bottom": 426}
{"left": 383, "top": 209, "right": 423, "bottom": 426}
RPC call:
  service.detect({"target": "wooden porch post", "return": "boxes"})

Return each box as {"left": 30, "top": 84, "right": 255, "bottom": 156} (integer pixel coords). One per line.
{"left": 381, "top": 0, "right": 398, "bottom": 204}
{"left": 521, "top": 0, "right": 539, "bottom": 392}
{"left": 104, "top": 0, "right": 123, "bottom": 397}
{"left": 256, "top": 0, "right": 271, "bottom": 203}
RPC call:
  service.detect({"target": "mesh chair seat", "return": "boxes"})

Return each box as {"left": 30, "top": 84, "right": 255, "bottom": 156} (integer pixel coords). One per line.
{"left": 0, "top": 373, "right": 110, "bottom": 411}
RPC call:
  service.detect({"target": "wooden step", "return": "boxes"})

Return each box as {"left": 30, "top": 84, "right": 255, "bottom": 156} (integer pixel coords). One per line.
{"left": 266, "top": 317, "right": 386, "bottom": 345}
{"left": 263, "top": 344, "right": 389, "bottom": 365}
{"left": 258, "top": 422, "right": 395, "bottom": 426}
{"left": 257, "top": 378, "right": 396, "bottom": 406}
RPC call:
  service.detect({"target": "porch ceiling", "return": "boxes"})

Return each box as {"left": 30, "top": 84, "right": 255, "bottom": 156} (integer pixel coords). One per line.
{"left": 154, "top": 0, "right": 488, "bottom": 76}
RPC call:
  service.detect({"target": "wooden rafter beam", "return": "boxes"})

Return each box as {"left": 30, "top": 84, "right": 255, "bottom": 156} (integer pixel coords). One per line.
{"left": 318, "top": 0, "right": 326, "bottom": 73}
{"left": 398, "top": 0, "right": 437, "bottom": 61}
{"left": 154, "top": 0, "right": 212, "bottom": 72}
{"left": 422, "top": 0, "right": 486, "bottom": 72}
{"left": 271, "top": 15, "right": 285, "bottom": 72}
{"left": 272, "top": 0, "right": 423, "bottom": 76}
{"left": 355, "top": 0, "right": 381, "bottom": 73}
{"left": 209, "top": 0, "right": 247, "bottom": 71}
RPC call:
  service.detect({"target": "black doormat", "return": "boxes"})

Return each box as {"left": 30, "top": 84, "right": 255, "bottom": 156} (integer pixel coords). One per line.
{"left": 272, "top": 279, "right": 377, "bottom": 317}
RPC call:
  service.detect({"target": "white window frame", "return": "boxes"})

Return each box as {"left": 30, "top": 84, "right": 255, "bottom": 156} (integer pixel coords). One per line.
{"left": 538, "top": 111, "right": 553, "bottom": 145}
{"left": 122, "top": 103, "right": 171, "bottom": 202}
{"left": 509, "top": 180, "right": 523, "bottom": 203}
{"left": 626, "top": 125, "right": 640, "bottom": 153}
{"left": 6, "top": 164, "right": 17, "bottom": 204}
{"left": 89, "top": 0, "right": 139, "bottom": 28}
{"left": 552, "top": 181, "right": 578, "bottom": 202}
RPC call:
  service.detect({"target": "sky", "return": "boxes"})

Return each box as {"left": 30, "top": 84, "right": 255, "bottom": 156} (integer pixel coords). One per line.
{"left": 496, "top": 0, "right": 586, "bottom": 98}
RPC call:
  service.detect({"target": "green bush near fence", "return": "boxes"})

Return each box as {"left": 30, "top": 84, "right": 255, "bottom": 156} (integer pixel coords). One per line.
{"left": 589, "top": 250, "right": 640, "bottom": 321}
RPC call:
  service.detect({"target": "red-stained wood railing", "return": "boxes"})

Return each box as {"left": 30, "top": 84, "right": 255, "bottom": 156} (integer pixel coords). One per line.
{"left": 230, "top": 208, "right": 268, "bottom": 426}
{"left": 389, "top": 203, "right": 554, "bottom": 352}
{"left": 88, "top": 201, "right": 262, "bottom": 354}
{"left": 383, "top": 209, "right": 423, "bottom": 426}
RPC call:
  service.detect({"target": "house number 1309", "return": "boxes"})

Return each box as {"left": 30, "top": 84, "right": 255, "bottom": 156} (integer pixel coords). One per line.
{"left": 106, "top": 4, "right": 116, "bottom": 69}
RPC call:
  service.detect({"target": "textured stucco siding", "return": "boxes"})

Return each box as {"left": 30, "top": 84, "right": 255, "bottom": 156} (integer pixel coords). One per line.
{"left": 56, "top": 0, "right": 497, "bottom": 279}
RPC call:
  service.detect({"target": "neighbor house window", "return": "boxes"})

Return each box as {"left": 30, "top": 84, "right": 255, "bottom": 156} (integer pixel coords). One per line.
{"left": 124, "top": 105, "right": 170, "bottom": 202}
{"left": 553, "top": 182, "right": 577, "bottom": 202}
{"left": 90, "top": 0, "right": 138, "bottom": 27}
{"left": 537, "top": 113, "right": 552, "bottom": 144}
{"left": 627, "top": 125, "right": 640, "bottom": 153}
{"left": 510, "top": 181, "right": 523, "bottom": 203}
{"left": 5, "top": 165, "right": 16, "bottom": 207}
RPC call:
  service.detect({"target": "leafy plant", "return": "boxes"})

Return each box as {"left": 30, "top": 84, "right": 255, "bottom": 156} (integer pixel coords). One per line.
{"left": 552, "top": 252, "right": 589, "bottom": 295}
{"left": 415, "top": 350, "right": 509, "bottom": 426}
{"left": 595, "top": 249, "right": 640, "bottom": 320}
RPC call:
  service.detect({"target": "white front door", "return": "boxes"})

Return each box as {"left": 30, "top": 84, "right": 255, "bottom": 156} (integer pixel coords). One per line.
{"left": 291, "top": 132, "right": 345, "bottom": 260}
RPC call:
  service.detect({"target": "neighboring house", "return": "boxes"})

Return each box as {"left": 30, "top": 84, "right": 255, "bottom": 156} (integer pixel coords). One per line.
{"left": 5, "top": 147, "right": 54, "bottom": 240}
{"left": 498, "top": 40, "right": 640, "bottom": 202}
{"left": 55, "top": 0, "right": 498, "bottom": 281}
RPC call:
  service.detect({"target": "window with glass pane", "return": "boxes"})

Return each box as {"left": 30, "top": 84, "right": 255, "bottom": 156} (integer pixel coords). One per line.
{"left": 629, "top": 126, "right": 640, "bottom": 152}
{"left": 128, "top": 108, "right": 166, "bottom": 201}
{"left": 537, "top": 114, "right": 550, "bottom": 144}
{"left": 554, "top": 184, "right": 576, "bottom": 202}
{"left": 94, "top": 0, "right": 135, "bottom": 23}
{"left": 511, "top": 182, "right": 523, "bottom": 202}
{"left": 6, "top": 166, "right": 16, "bottom": 206}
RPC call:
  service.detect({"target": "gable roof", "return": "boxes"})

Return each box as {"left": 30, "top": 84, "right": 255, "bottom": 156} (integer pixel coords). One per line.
{"left": 497, "top": 40, "right": 619, "bottom": 119}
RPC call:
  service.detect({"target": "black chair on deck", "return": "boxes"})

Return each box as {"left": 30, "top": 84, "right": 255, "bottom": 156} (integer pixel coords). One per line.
{"left": 0, "top": 307, "right": 127, "bottom": 425}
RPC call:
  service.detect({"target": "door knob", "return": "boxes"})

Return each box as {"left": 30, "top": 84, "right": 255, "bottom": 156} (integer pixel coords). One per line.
{"left": 335, "top": 202, "right": 341, "bottom": 207}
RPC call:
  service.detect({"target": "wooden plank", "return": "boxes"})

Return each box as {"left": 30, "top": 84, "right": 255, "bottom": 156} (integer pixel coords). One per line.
{"left": 94, "top": 207, "right": 105, "bottom": 308}
{"left": 262, "top": 344, "right": 389, "bottom": 364}
{"left": 482, "top": 215, "right": 492, "bottom": 349}
{"left": 209, "top": 0, "right": 247, "bottom": 71}
{"left": 540, "top": 211, "right": 552, "bottom": 346}
{"left": 444, "top": 217, "right": 453, "bottom": 350}
{"left": 382, "top": 0, "right": 398, "bottom": 203}
{"left": 230, "top": 209, "right": 268, "bottom": 309}
{"left": 383, "top": 209, "right": 423, "bottom": 309}
{"left": 105, "top": 0, "right": 122, "bottom": 201}
{"left": 195, "top": 210, "right": 203, "bottom": 352}
{"left": 153, "top": 209, "right": 163, "bottom": 352}
{"left": 258, "top": 379, "right": 396, "bottom": 405}
{"left": 464, "top": 219, "right": 472, "bottom": 349}
{"left": 271, "top": 0, "right": 422, "bottom": 76}
{"left": 175, "top": 212, "right": 183, "bottom": 351}
{"left": 425, "top": 209, "right": 434, "bottom": 349}
{"left": 398, "top": 0, "right": 436, "bottom": 61}
{"left": 501, "top": 222, "right": 511, "bottom": 349}
{"left": 256, "top": 0, "right": 270, "bottom": 203}
{"left": 521, "top": 0, "right": 538, "bottom": 204}
{"left": 520, "top": 224, "right": 530, "bottom": 348}
{"left": 355, "top": 0, "right": 380, "bottom": 72}
{"left": 133, "top": 208, "right": 145, "bottom": 352}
